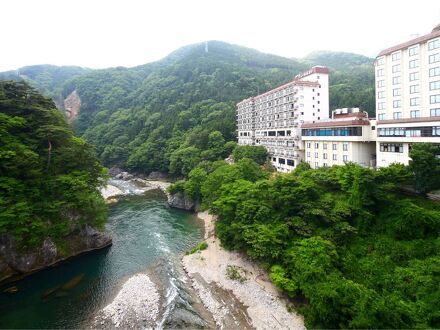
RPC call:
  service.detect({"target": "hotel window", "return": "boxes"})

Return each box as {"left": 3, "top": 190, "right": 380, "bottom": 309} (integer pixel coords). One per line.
{"left": 410, "top": 84, "right": 420, "bottom": 94}
{"left": 378, "top": 113, "right": 386, "bottom": 120}
{"left": 429, "top": 67, "right": 440, "bottom": 77}
{"left": 377, "top": 69, "right": 384, "bottom": 77}
{"left": 409, "top": 59, "right": 419, "bottom": 69}
{"left": 429, "top": 53, "right": 440, "bottom": 64}
{"left": 391, "top": 52, "right": 401, "bottom": 61}
{"left": 430, "top": 81, "right": 440, "bottom": 91}
{"left": 323, "top": 153, "right": 328, "bottom": 159}
{"left": 307, "top": 142, "right": 311, "bottom": 148}
{"left": 377, "top": 80, "right": 385, "bottom": 88}
{"left": 343, "top": 155, "right": 348, "bottom": 162}
{"left": 307, "top": 152, "right": 310, "bottom": 157}
{"left": 376, "top": 57, "right": 385, "bottom": 65}
{"left": 431, "top": 95, "right": 440, "bottom": 104}
{"left": 343, "top": 143, "right": 348, "bottom": 151}
{"left": 392, "top": 76, "right": 401, "bottom": 85}
{"left": 393, "top": 88, "right": 401, "bottom": 96}
{"left": 333, "top": 154, "right": 337, "bottom": 160}
{"left": 315, "top": 162, "right": 319, "bottom": 167}
{"left": 332, "top": 143, "right": 337, "bottom": 150}
{"left": 428, "top": 39, "right": 440, "bottom": 51}
{"left": 392, "top": 64, "right": 401, "bottom": 73}
{"left": 377, "top": 91, "right": 385, "bottom": 99}
{"left": 410, "top": 97, "right": 420, "bottom": 106}
{"left": 410, "top": 110, "right": 420, "bottom": 118}
{"left": 431, "top": 108, "right": 440, "bottom": 117}
{"left": 393, "top": 112, "right": 402, "bottom": 119}
{"left": 378, "top": 102, "right": 385, "bottom": 110}
{"left": 323, "top": 143, "right": 327, "bottom": 150}
{"left": 393, "top": 100, "right": 401, "bottom": 108}
{"left": 315, "top": 143, "right": 319, "bottom": 149}
{"left": 405, "top": 129, "right": 421, "bottom": 137}
{"left": 314, "top": 152, "right": 318, "bottom": 158}
{"left": 409, "top": 45, "right": 419, "bottom": 56}
{"left": 380, "top": 143, "right": 404, "bottom": 153}
{"left": 433, "top": 127, "right": 440, "bottom": 136}
{"left": 409, "top": 72, "right": 419, "bottom": 81}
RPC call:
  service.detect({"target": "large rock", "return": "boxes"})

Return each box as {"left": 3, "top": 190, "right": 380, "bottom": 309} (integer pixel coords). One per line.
{"left": 147, "top": 171, "right": 168, "bottom": 180}
{"left": 0, "top": 227, "right": 112, "bottom": 284}
{"left": 168, "top": 192, "right": 195, "bottom": 211}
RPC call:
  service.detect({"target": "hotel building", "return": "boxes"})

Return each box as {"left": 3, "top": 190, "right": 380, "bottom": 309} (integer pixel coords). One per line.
{"left": 302, "top": 108, "right": 376, "bottom": 168}
{"left": 236, "top": 66, "right": 329, "bottom": 172}
{"left": 375, "top": 24, "right": 440, "bottom": 167}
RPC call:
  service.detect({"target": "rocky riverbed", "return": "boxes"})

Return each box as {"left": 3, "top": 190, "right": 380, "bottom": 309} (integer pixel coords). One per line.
{"left": 182, "top": 212, "right": 306, "bottom": 330}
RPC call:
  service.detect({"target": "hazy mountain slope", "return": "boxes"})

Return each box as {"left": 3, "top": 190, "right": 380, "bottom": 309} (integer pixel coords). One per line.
{"left": 0, "top": 65, "right": 91, "bottom": 101}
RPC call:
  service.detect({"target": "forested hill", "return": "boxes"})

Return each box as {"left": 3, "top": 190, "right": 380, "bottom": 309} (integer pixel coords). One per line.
{"left": 0, "top": 65, "right": 91, "bottom": 103}
{"left": 0, "top": 42, "right": 375, "bottom": 175}
{"left": 301, "top": 51, "right": 375, "bottom": 113}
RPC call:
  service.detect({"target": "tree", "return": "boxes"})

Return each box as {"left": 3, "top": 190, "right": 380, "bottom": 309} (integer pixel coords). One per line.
{"left": 232, "top": 145, "right": 268, "bottom": 165}
{"left": 409, "top": 143, "right": 440, "bottom": 194}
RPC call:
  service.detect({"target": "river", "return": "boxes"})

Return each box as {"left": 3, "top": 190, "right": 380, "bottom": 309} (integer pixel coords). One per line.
{"left": 0, "top": 186, "right": 208, "bottom": 329}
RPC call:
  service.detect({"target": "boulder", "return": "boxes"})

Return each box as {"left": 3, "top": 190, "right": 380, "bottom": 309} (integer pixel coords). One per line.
{"left": 167, "top": 192, "right": 195, "bottom": 211}
{"left": 147, "top": 171, "right": 168, "bottom": 180}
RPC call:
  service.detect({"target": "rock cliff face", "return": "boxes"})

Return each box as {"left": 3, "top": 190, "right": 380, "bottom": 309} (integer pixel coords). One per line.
{"left": 0, "top": 226, "right": 112, "bottom": 284}
{"left": 64, "top": 90, "right": 81, "bottom": 121}
{"left": 167, "top": 192, "right": 200, "bottom": 212}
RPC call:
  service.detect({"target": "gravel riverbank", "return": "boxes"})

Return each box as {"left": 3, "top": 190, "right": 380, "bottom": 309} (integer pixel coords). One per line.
{"left": 182, "top": 211, "right": 305, "bottom": 330}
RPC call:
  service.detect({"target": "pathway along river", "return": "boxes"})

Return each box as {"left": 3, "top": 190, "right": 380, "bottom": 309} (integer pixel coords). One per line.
{"left": 0, "top": 183, "right": 213, "bottom": 329}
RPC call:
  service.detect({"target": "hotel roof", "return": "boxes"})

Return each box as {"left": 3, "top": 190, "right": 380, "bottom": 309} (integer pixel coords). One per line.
{"left": 377, "top": 24, "right": 440, "bottom": 57}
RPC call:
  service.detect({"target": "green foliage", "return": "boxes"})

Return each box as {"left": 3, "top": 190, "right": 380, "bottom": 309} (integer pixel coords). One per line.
{"left": 198, "top": 162, "right": 440, "bottom": 328}
{"left": 226, "top": 265, "right": 247, "bottom": 283}
{"left": 186, "top": 241, "right": 208, "bottom": 255}
{"left": 0, "top": 81, "right": 107, "bottom": 248}
{"left": 409, "top": 143, "right": 440, "bottom": 194}
{"left": 232, "top": 145, "right": 269, "bottom": 165}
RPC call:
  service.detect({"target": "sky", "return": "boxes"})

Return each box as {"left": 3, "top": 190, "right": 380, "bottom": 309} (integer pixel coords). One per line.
{"left": 1, "top": 0, "right": 440, "bottom": 71}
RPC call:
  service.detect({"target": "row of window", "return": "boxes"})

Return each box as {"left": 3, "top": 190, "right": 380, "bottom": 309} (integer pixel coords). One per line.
{"left": 377, "top": 108, "right": 440, "bottom": 119}
{"left": 306, "top": 152, "right": 349, "bottom": 162}
{"left": 378, "top": 126, "right": 440, "bottom": 137}
{"left": 380, "top": 40, "right": 439, "bottom": 63}
{"left": 302, "top": 127, "right": 362, "bottom": 137}
{"left": 377, "top": 94, "right": 440, "bottom": 107}
{"left": 275, "top": 158, "right": 295, "bottom": 166}
{"left": 378, "top": 82, "right": 440, "bottom": 93}
{"left": 306, "top": 142, "right": 349, "bottom": 151}
{"left": 377, "top": 67, "right": 440, "bottom": 79}
{"left": 380, "top": 143, "right": 404, "bottom": 153}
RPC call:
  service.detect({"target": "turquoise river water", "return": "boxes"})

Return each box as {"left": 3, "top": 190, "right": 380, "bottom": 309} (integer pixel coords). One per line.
{"left": 0, "top": 190, "right": 205, "bottom": 328}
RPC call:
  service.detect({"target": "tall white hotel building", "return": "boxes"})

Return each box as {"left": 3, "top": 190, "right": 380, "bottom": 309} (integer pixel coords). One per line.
{"left": 375, "top": 24, "right": 440, "bottom": 166}
{"left": 236, "top": 66, "right": 329, "bottom": 172}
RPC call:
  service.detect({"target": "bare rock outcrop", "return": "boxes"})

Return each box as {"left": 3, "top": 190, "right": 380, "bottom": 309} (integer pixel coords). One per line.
{"left": 0, "top": 226, "right": 112, "bottom": 284}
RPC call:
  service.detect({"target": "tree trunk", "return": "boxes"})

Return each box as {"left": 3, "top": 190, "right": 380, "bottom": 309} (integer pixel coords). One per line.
{"left": 47, "top": 140, "right": 52, "bottom": 169}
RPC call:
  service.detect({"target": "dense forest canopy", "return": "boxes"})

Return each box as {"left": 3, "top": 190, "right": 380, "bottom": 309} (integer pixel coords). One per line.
{"left": 169, "top": 150, "right": 440, "bottom": 329}
{"left": 0, "top": 42, "right": 375, "bottom": 175}
{"left": 0, "top": 81, "right": 107, "bottom": 248}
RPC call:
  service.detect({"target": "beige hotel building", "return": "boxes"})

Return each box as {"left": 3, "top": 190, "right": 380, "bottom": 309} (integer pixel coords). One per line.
{"left": 236, "top": 66, "right": 329, "bottom": 172}
{"left": 375, "top": 24, "right": 440, "bottom": 167}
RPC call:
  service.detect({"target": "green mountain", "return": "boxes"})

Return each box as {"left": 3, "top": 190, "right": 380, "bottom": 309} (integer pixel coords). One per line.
{"left": 0, "top": 64, "right": 91, "bottom": 107}
{"left": 0, "top": 42, "right": 376, "bottom": 175}
{"left": 301, "top": 50, "right": 375, "bottom": 113}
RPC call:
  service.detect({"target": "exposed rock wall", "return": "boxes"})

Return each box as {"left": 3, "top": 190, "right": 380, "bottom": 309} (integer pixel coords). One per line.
{"left": 0, "top": 226, "right": 112, "bottom": 284}
{"left": 64, "top": 90, "right": 81, "bottom": 121}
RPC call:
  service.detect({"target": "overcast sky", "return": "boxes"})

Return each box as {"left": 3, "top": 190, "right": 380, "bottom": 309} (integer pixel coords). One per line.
{"left": 1, "top": 0, "right": 439, "bottom": 71}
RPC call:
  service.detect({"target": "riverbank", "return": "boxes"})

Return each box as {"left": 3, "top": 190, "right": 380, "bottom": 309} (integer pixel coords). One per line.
{"left": 182, "top": 211, "right": 305, "bottom": 329}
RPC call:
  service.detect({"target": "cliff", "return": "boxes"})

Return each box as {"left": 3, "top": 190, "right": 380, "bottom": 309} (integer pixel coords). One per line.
{"left": 0, "top": 226, "right": 111, "bottom": 284}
